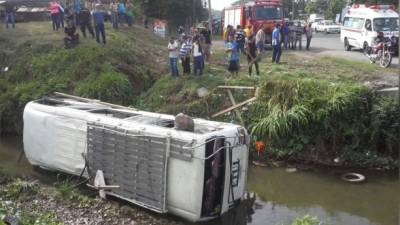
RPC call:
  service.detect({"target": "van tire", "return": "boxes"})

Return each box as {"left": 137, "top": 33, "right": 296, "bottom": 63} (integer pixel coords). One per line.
{"left": 344, "top": 38, "right": 351, "bottom": 51}
{"left": 363, "top": 42, "right": 369, "bottom": 54}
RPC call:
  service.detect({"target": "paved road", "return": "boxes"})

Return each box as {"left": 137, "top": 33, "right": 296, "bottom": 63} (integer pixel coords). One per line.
{"left": 308, "top": 33, "right": 399, "bottom": 65}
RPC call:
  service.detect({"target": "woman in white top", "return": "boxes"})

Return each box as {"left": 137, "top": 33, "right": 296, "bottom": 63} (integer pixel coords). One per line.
{"left": 192, "top": 37, "right": 203, "bottom": 76}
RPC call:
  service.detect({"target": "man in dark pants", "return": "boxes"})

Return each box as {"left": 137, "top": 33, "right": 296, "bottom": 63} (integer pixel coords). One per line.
{"left": 93, "top": 4, "right": 106, "bottom": 44}
{"left": 179, "top": 35, "right": 192, "bottom": 75}
{"left": 64, "top": 14, "right": 79, "bottom": 48}
{"left": 201, "top": 23, "right": 212, "bottom": 62}
{"left": 272, "top": 24, "right": 282, "bottom": 63}
{"left": 245, "top": 34, "right": 260, "bottom": 77}
{"left": 4, "top": 1, "right": 16, "bottom": 29}
{"left": 79, "top": 7, "right": 94, "bottom": 38}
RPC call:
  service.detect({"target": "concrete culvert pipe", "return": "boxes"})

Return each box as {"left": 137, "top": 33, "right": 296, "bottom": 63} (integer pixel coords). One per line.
{"left": 341, "top": 173, "right": 366, "bottom": 183}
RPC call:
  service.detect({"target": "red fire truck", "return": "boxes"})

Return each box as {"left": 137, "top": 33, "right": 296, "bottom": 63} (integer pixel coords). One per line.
{"left": 222, "top": 0, "right": 284, "bottom": 43}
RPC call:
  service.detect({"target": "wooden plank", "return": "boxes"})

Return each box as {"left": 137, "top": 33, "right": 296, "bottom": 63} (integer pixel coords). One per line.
{"left": 218, "top": 86, "right": 256, "bottom": 90}
{"left": 227, "top": 89, "right": 245, "bottom": 126}
{"left": 212, "top": 97, "right": 257, "bottom": 118}
{"left": 53, "top": 92, "right": 138, "bottom": 111}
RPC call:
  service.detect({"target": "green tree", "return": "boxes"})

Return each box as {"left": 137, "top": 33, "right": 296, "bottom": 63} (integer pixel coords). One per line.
{"left": 326, "top": 0, "right": 346, "bottom": 20}
{"left": 136, "top": 0, "right": 207, "bottom": 28}
{"left": 305, "top": 0, "right": 328, "bottom": 14}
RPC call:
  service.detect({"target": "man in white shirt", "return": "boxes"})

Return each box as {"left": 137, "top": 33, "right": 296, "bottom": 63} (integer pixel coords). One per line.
{"left": 255, "top": 24, "right": 266, "bottom": 54}
{"left": 168, "top": 37, "right": 179, "bottom": 78}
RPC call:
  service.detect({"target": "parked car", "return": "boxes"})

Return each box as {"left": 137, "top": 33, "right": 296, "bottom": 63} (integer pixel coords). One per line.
{"left": 315, "top": 20, "right": 341, "bottom": 34}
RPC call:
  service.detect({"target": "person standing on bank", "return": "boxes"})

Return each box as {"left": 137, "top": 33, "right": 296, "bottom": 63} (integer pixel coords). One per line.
{"left": 201, "top": 22, "right": 212, "bottom": 62}
{"left": 272, "top": 23, "right": 282, "bottom": 64}
{"left": 168, "top": 37, "right": 180, "bottom": 78}
{"left": 294, "top": 22, "right": 303, "bottom": 50}
{"left": 117, "top": 0, "right": 126, "bottom": 27}
{"left": 283, "top": 22, "right": 289, "bottom": 49}
{"left": 110, "top": 0, "right": 118, "bottom": 29}
{"left": 192, "top": 37, "right": 203, "bottom": 76}
{"left": 255, "top": 24, "right": 266, "bottom": 55}
{"left": 4, "top": 1, "right": 16, "bottom": 29}
{"left": 49, "top": 0, "right": 61, "bottom": 31}
{"left": 305, "top": 23, "right": 313, "bottom": 50}
{"left": 93, "top": 4, "right": 106, "bottom": 45}
{"left": 235, "top": 25, "right": 246, "bottom": 54}
{"left": 79, "top": 7, "right": 94, "bottom": 38}
{"left": 245, "top": 34, "right": 260, "bottom": 77}
{"left": 179, "top": 35, "right": 192, "bottom": 75}
{"left": 58, "top": 1, "right": 65, "bottom": 28}
{"left": 226, "top": 35, "right": 240, "bottom": 76}
{"left": 125, "top": 1, "right": 134, "bottom": 27}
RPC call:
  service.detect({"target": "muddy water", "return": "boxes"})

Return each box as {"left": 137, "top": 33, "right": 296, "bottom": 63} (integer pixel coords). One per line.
{"left": 0, "top": 136, "right": 398, "bottom": 225}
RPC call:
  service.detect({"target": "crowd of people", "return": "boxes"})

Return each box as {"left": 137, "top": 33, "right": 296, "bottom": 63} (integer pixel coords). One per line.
{"left": 46, "top": 0, "right": 137, "bottom": 47}
{"left": 168, "top": 21, "right": 314, "bottom": 79}
{"left": 168, "top": 22, "right": 212, "bottom": 78}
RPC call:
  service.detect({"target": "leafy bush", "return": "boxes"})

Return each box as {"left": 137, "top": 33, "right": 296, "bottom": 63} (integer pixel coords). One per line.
{"left": 248, "top": 78, "right": 398, "bottom": 167}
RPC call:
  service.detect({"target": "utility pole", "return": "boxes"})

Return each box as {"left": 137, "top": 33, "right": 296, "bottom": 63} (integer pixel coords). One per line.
{"left": 192, "top": 0, "right": 196, "bottom": 26}
{"left": 291, "top": 0, "right": 295, "bottom": 20}
{"left": 208, "top": 0, "right": 212, "bottom": 34}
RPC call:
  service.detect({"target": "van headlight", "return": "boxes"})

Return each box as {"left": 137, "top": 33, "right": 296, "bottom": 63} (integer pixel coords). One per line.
{"left": 237, "top": 127, "right": 249, "bottom": 146}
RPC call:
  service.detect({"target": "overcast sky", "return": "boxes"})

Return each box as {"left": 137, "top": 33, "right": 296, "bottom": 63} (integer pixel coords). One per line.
{"left": 211, "top": 0, "right": 237, "bottom": 10}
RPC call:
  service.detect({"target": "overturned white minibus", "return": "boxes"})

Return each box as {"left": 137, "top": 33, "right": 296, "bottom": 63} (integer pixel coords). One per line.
{"left": 23, "top": 94, "right": 250, "bottom": 222}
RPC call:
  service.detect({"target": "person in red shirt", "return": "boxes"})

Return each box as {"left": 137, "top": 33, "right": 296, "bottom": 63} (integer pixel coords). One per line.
{"left": 49, "top": 0, "right": 61, "bottom": 31}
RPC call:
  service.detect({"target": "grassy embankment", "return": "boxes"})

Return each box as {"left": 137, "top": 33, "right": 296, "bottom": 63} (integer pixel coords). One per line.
{"left": 0, "top": 22, "right": 167, "bottom": 133}
{"left": 137, "top": 45, "right": 399, "bottom": 169}
{"left": 0, "top": 22, "right": 398, "bottom": 168}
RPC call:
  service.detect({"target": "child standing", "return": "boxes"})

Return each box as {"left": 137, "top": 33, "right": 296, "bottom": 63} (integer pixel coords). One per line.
{"left": 226, "top": 35, "right": 240, "bottom": 76}
{"left": 168, "top": 37, "right": 179, "bottom": 78}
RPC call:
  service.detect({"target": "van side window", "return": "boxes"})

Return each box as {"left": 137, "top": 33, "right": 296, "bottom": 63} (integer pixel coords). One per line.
{"left": 365, "top": 19, "right": 372, "bottom": 31}
{"left": 343, "top": 17, "right": 350, "bottom": 27}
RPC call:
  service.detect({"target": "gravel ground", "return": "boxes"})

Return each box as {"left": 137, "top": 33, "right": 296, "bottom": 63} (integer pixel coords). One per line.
{"left": 0, "top": 177, "right": 185, "bottom": 225}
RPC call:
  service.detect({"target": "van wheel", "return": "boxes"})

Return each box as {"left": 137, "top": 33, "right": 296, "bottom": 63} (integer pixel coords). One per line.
{"left": 344, "top": 38, "right": 352, "bottom": 51}
{"left": 363, "top": 42, "right": 369, "bottom": 54}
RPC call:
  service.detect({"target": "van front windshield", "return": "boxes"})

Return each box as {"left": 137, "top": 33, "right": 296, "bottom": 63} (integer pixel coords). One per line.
{"left": 255, "top": 6, "right": 282, "bottom": 20}
{"left": 373, "top": 18, "right": 399, "bottom": 32}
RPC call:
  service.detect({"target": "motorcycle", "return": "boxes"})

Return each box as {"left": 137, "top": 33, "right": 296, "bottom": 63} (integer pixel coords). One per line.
{"left": 365, "top": 36, "right": 396, "bottom": 68}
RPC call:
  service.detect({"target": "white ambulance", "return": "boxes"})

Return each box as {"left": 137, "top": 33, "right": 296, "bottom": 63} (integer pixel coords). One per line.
{"left": 340, "top": 4, "right": 399, "bottom": 52}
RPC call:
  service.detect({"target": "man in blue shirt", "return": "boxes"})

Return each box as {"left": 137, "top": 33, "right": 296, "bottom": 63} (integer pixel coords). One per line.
{"left": 226, "top": 35, "right": 240, "bottom": 76}
{"left": 93, "top": 4, "right": 106, "bottom": 44}
{"left": 272, "top": 23, "right": 282, "bottom": 64}
{"left": 117, "top": 1, "right": 126, "bottom": 26}
{"left": 283, "top": 22, "right": 290, "bottom": 49}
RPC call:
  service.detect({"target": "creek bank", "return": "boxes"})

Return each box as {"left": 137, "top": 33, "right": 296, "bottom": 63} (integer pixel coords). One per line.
{"left": 0, "top": 171, "right": 184, "bottom": 225}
